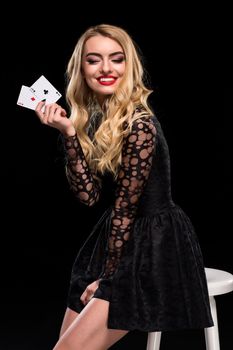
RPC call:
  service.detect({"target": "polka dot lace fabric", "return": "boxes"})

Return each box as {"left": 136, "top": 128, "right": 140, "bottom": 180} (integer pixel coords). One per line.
{"left": 64, "top": 117, "right": 157, "bottom": 279}
{"left": 64, "top": 134, "right": 101, "bottom": 207}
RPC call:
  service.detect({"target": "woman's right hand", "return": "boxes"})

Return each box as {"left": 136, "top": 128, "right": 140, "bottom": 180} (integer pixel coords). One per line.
{"left": 35, "top": 101, "right": 76, "bottom": 137}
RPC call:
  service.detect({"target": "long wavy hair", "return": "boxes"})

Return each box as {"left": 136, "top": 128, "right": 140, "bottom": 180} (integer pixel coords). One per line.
{"left": 66, "top": 24, "right": 154, "bottom": 181}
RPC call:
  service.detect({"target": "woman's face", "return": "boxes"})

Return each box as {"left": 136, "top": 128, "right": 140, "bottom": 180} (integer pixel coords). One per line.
{"left": 82, "top": 35, "right": 126, "bottom": 105}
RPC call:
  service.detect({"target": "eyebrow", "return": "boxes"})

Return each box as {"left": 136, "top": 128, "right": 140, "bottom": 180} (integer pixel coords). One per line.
{"left": 85, "top": 51, "right": 125, "bottom": 58}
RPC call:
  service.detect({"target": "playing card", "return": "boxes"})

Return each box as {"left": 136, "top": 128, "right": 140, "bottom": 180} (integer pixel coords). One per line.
{"left": 30, "top": 75, "right": 62, "bottom": 105}
{"left": 17, "top": 85, "right": 40, "bottom": 110}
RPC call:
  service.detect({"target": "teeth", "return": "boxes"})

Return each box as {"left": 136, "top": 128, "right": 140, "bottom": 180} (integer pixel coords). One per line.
{"left": 99, "top": 78, "right": 115, "bottom": 82}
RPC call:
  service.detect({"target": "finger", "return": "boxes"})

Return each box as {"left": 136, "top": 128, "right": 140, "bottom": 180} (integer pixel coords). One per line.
{"left": 51, "top": 103, "right": 67, "bottom": 117}
{"left": 81, "top": 291, "right": 93, "bottom": 305}
{"left": 80, "top": 291, "right": 87, "bottom": 305}
{"left": 35, "top": 100, "right": 45, "bottom": 114}
{"left": 44, "top": 103, "right": 53, "bottom": 119}
{"left": 47, "top": 104, "right": 59, "bottom": 123}
{"left": 53, "top": 106, "right": 63, "bottom": 119}
{"left": 46, "top": 102, "right": 61, "bottom": 111}
{"left": 44, "top": 103, "right": 62, "bottom": 122}
{"left": 61, "top": 108, "right": 67, "bottom": 117}
{"left": 86, "top": 290, "right": 94, "bottom": 301}
{"left": 35, "top": 101, "right": 46, "bottom": 123}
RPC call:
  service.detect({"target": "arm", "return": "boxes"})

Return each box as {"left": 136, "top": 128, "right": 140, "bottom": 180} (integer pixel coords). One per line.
{"left": 34, "top": 101, "right": 101, "bottom": 206}
{"left": 99, "top": 117, "right": 157, "bottom": 279}
{"left": 63, "top": 133, "right": 101, "bottom": 207}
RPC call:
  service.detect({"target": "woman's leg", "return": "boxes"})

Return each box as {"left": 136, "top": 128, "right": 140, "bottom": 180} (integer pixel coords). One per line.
{"left": 59, "top": 307, "right": 80, "bottom": 338}
{"left": 53, "top": 298, "right": 129, "bottom": 350}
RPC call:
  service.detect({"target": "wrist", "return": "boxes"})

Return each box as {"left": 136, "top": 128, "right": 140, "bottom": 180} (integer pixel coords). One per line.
{"left": 62, "top": 127, "right": 76, "bottom": 137}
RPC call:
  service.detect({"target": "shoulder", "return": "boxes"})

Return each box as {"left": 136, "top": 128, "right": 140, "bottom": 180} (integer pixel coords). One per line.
{"left": 122, "top": 116, "right": 157, "bottom": 153}
{"left": 130, "top": 115, "right": 157, "bottom": 138}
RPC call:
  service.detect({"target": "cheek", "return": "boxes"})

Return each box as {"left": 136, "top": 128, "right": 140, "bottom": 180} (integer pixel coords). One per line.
{"left": 82, "top": 64, "right": 97, "bottom": 79}
{"left": 117, "top": 63, "right": 126, "bottom": 77}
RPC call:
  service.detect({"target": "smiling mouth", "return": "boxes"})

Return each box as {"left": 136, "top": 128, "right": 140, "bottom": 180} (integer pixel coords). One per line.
{"left": 97, "top": 77, "right": 118, "bottom": 86}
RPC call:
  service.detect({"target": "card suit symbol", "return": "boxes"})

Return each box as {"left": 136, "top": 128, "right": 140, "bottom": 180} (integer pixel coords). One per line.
{"left": 31, "top": 97, "right": 36, "bottom": 101}
{"left": 43, "top": 89, "right": 49, "bottom": 95}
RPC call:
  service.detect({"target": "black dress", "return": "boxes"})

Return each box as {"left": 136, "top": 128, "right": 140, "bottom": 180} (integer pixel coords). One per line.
{"left": 63, "top": 113, "right": 214, "bottom": 332}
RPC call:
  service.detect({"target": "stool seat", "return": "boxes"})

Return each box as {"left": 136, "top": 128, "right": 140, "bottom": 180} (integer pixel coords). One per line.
{"left": 205, "top": 267, "right": 233, "bottom": 296}
{"left": 146, "top": 267, "right": 233, "bottom": 350}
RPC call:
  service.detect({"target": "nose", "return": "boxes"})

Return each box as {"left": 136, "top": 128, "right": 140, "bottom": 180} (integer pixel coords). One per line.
{"left": 100, "top": 59, "right": 113, "bottom": 75}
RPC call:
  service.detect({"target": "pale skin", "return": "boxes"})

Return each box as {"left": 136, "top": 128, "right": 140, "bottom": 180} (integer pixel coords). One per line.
{"left": 35, "top": 35, "right": 129, "bottom": 349}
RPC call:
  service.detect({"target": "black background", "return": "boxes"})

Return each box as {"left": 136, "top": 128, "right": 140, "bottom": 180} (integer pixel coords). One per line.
{"left": 1, "top": 3, "right": 232, "bottom": 350}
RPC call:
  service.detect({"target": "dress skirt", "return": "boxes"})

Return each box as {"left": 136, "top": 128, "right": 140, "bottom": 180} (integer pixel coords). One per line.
{"left": 66, "top": 202, "right": 214, "bottom": 332}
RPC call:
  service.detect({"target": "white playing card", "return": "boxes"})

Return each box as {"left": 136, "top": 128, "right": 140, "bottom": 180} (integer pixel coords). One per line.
{"left": 17, "top": 85, "right": 40, "bottom": 110}
{"left": 29, "top": 75, "right": 62, "bottom": 105}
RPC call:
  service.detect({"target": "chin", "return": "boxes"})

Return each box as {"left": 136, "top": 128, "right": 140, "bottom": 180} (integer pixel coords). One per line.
{"left": 95, "top": 89, "right": 116, "bottom": 98}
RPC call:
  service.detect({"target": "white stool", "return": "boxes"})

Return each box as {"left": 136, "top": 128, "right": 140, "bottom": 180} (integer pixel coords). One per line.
{"left": 146, "top": 267, "right": 233, "bottom": 350}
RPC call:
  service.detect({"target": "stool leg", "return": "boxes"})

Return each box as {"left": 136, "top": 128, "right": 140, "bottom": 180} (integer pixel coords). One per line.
{"left": 146, "top": 331, "right": 162, "bottom": 350}
{"left": 204, "top": 296, "right": 220, "bottom": 350}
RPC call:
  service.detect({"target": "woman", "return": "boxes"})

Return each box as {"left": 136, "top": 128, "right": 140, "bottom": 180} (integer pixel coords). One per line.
{"left": 35, "top": 24, "right": 213, "bottom": 350}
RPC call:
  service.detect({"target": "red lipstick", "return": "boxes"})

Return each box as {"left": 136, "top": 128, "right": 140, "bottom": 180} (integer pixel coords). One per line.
{"left": 97, "top": 75, "right": 117, "bottom": 86}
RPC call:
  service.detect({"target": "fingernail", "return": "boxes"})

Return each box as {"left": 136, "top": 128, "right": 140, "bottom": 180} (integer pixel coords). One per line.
{"left": 41, "top": 99, "right": 46, "bottom": 102}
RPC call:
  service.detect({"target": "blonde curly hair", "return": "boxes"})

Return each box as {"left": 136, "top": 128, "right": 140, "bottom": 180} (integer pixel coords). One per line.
{"left": 66, "top": 23, "right": 154, "bottom": 181}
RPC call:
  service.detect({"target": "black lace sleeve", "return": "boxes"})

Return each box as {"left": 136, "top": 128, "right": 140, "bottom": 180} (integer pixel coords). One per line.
{"left": 63, "top": 134, "right": 101, "bottom": 207}
{"left": 99, "top": 117, "right": 157, "bottom": 279}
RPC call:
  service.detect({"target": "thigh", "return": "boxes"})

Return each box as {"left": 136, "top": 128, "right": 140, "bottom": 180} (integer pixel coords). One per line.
{"left": 53, "top": 298, "right": 129, "bottom": 350}
{"left": 59, "top": 307, "right": 80, "bottom": 338}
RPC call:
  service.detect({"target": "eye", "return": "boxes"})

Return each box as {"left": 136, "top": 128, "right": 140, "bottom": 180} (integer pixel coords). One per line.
{"left": 112, "top": 58, "right": 125, "bottom": 63}
{"left": 87, "top": 60, "right": 100, "bottom": 65}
